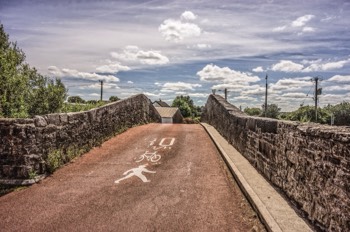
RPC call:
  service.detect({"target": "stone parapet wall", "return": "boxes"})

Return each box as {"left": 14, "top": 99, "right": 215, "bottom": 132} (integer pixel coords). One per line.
{"left": 0, "top": 94, "right": 160, "bottom": 183}
{"left": 202, "top": 94, "right": 350, "bottom": 232}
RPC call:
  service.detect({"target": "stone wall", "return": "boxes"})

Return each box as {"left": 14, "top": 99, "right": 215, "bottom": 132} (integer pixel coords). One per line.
{"left": 202, "top": 94, "right": 350, "bottom": 232}
{"left": 0, "top": 94, "right": 160, "bottom": 184}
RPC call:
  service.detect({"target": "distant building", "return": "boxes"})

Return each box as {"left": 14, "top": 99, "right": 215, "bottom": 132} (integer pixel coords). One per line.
{"left": 155, "top": 107, "right": 183, "bottom": 124}
{"left": 153, "top": 99, "right": 170, "bottom": 107}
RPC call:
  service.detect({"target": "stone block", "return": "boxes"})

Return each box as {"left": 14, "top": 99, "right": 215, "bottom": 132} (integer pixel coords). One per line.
{"left": 34, "top": 116, "right": 47, "bottom": 127}
{"left": 59, "top": 113, "right": 68, "bottom": 124}
{"left": 46, "top": 114, "right": 61, "bottom": 125}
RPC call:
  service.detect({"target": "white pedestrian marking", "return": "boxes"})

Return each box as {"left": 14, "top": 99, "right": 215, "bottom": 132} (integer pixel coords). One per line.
{"left": 115, "top": 164, "right": 156, "bottom": 184}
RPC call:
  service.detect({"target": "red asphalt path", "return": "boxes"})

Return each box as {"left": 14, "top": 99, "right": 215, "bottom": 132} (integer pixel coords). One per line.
{"left": 0, "top": 124, "right": 264, "bottom": 231}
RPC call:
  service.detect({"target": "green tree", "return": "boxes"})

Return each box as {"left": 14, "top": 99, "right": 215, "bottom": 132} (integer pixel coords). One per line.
{"left": 0, "top": 24, "right": 29, "bottom": 117}
{"left": 0, "top": 24, "right": 67, "bottom": 117}
{"left": 28, "top": 76, "right": 67, "bottom": 115}
{"left": 262, "top": 104, "right": 281, "bottom": 119}
{"left": 172, "top": 95, "right": 199, "bottom": 118}
{"left": 324, "top": 102, "right": 350, "bottom": 125}
{"left": 68, "top": 96, "right": 85, "bottom": 104}
{"left": 109, "top": 96, "right": 120, "bottom": 102}
{"left": 244, "top": 107, "right": 262, "bottom": 116}
{"left": 284, "top": 105, "right": 330, "bottom": 124}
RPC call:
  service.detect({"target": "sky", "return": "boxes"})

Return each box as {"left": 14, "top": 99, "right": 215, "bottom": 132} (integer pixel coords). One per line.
{"left": 1, "top": 0, "right": 350, "bottom": 111}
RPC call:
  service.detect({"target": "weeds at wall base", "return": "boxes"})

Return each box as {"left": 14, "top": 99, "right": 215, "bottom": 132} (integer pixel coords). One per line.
{"left": 45, "top": 125, "right": 134, "bottom": 174}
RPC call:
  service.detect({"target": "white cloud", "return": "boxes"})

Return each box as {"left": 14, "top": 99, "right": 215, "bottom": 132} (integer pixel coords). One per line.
{"left": 136, "top": 50, "right": 170, "bottom": 65}
{"left": 302, "top": 59, "right": 350, "bottom": 72}
{"left": 326, "top": 85, "right": 350, "bottom": 91}
{"left": 79, "top": 83, "right": 119, "bottom": 90}
{"left": 272, "top": 26, "right": 286, "bottom": 32}
{"left": 212, "top": 83, "right": 247, "bottom": 90}
{"left": 291, "top": 15, "right": 315, "bottom": 27}
{"left": 270, "top": 59, "right": 349, "bottom": 73}
{"left": 188, "top": 93, "right": 208, "bottom": 98}
{"left": 271, "top": 60, "right": 304, "bottom": 72}
{"left": 197, "top": 64, "right": 260, "bottom": 84}
{"left": 241, "top": 87, "right": 265, "bottom": 96}
{"left": 327, "top": 75, "right": 350, "bottom": 83}
{"left": 160, "top": 82, "right": 202, "bottom": 92}
{"left": 321, "top": 60, "right": 349, "bottom": 70}
{"left": 96, "top": 62, "right": 130, "bottom": 73}
{"left": 273, "top": 15, "right": 315, "bottom": 35}
{"left": 281, "top": 92, "right": 307, "bottom": 98}
{"left": 143, "top": 91, "right": 163, "bottom": 97}
{"left": 110, "top": 46, "right": 169, "bottom": 65}
{"left": 89, "top": 93, "right": 100, "bottom": 97}
{"left": 270, "top": 78, "right": 313, "bottom": 93}
{"left": 48, "top": 66, "right": 119, "bottom": 82}
{"left": 159, "top": 12, "right": 201, "bottom": 42}
{"left": 181, "top": 11, "right": 197, "bottom": 21}
{"left": 196, "top": 43, "right": 211, "bottom": 49}
{"left": 127, "top": 81, "right": 134, "bottom": 84}
{"left": 302, "top": 27, "right": 315, "bottom": 32}
{"left": 252, "top": 66, "right": 264, "bottom": 72}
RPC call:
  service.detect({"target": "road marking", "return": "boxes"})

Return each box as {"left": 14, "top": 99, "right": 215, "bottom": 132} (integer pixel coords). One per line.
{"left": 135, "top": 151, "right": 161, "bottom": 163}
{"left": 115, "top": 137, "right": 176, "bottom": 184}
{"left": 159, "top": 137, "right": 175, "bottom": 147}
{"left": 115, "top": 164, "right": 156, "bottom": 184}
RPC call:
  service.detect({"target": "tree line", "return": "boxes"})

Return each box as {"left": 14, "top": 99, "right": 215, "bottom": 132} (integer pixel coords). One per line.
{"left": 244, "top": 103, "right": 350, "bottom": 126}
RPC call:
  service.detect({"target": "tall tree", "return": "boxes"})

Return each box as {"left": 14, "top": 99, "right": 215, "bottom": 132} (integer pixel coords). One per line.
{"left": 0, "top": 24, "right": 67, "bottom": 117}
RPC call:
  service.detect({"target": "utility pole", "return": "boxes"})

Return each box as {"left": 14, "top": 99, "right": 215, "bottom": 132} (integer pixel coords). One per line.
{"left": 313, "top": 77, "right": 319, "bottom": 122}
{"left": 99, "top": 80, "right": 103, "bottom": 101}
{"left": 224, "top": 88, "right": 228, "bottom": 101}
{"left": 264, "top": 74, "right": 268, "bottom": 117}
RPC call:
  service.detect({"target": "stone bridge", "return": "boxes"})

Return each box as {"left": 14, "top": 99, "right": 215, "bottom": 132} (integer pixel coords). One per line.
{"left": 0, "top": 94, "right": 349, "bottom": 231}
{"left": 202, "top": 94, "right": 349, "bottom": 231}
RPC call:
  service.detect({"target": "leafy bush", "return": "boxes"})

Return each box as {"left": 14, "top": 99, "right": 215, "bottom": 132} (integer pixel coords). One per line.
{"left": 61, "top": 101, "right": 106, "bottom": 113}
{"left": 67, "top": 96, "right": 85, "bottom": 104}
{"left": 109, "top": 96, "right": 120, "bottom": 102}
{"left": 244, "top": 107, "right": 261, "bottom": 116}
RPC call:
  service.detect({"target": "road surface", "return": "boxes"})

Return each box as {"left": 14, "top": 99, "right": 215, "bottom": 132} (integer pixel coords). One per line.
{"left": 0, "top": 124, "right": 265, "bottom": 231}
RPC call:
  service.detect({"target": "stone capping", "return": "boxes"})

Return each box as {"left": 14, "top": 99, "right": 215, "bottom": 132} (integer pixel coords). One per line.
{"left": 202, "top": 94, "right": 350, "bottom": 232}
{"left": 0, "top": 94, "right": 161, "bottom": 184}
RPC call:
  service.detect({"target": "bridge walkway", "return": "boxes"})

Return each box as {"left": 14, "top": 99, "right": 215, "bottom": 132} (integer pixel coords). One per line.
{"left": 0, "top": 124, "right": 264, "bottom": 231}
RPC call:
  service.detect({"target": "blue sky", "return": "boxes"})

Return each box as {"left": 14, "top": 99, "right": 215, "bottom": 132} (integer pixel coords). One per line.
{"left": 1, "top": 0, "right": 350, "bottom": 111}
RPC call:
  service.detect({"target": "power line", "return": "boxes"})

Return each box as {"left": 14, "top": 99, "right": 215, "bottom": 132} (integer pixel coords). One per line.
{"left": 300, "top": 84, "right": 314, "bottom": 107}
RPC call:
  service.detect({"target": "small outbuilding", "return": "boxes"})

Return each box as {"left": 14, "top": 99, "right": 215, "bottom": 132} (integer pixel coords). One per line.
{"left": 153, "top": 99, "right": 170, "bottom": 107}
{"left": 155, "top": 107, "right": 183, "bottom": 124}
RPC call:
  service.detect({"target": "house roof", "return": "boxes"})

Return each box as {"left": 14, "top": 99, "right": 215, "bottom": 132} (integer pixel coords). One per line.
{"left": 153, "top": 100, "right": 170, "bottom": 107}
{"left": 155, "top": 107, "right": 181, "bottom": 118}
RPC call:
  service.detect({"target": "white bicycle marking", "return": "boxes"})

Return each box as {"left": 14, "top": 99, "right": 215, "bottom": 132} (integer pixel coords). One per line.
{"left": 135, "top": 151, "right": 161, "bottom": 163}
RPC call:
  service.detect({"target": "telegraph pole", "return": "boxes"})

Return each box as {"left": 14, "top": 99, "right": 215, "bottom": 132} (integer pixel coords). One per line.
{"left": 99, "top": 80, "right": 103, "bottom": 101}
{"left": 224, "top": 88, "right": 227, "bottom": 101}
{"left": 264, "top": 74, "right": 268, "bottom": 117}
{"left": 314, "top": 77, "right": 319, "bottom": 122}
